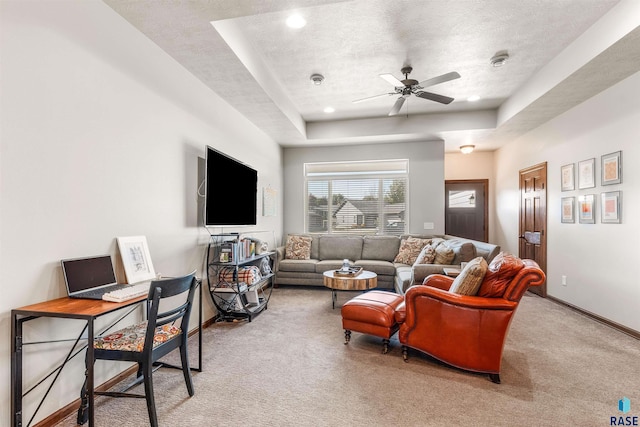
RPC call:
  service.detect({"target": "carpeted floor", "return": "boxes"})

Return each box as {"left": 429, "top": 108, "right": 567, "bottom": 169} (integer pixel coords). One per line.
{"left": 56, "top": 286, "right": 640, "bottom": 426}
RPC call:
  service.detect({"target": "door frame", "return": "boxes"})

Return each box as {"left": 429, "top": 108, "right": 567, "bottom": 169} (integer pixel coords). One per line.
{"left": 444, "top": 179, "right": 489, "bottom": 242}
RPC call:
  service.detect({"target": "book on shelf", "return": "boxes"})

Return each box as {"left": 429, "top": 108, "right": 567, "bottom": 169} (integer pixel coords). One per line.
{"left": 213, "top": 282, "right": 248, "bottom": 293}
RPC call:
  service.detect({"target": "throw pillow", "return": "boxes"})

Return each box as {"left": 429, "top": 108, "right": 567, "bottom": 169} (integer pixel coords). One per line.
{"left": 414, "top": 244, "right": 436, "bottom": 264}
{"left": 393, "top": 237, "right": 431, "bottom": 265}
{"left": 449, "top": 257, "right": 488, "bottom": 296}
{"left": 285, "top": 235, "right": 312, "bottom": 260}
{"left": 434, "top": 243, "right": 455, "bottom": 265}
{"left": 477, "top": 252, "right": 525, "bottom": 298}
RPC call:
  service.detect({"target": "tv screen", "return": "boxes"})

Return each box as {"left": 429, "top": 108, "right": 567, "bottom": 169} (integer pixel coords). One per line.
{"left": 205, "top": 146, "right": 258, "bottom": 227}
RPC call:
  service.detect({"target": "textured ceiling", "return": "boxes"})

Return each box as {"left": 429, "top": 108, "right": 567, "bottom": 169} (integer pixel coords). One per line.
{"left": 104, "top": 0, "right": 638, "bottom": 152}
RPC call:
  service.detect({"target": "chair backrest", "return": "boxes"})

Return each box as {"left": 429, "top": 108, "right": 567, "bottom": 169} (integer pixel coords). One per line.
{"left": 144, "top": 271, "right": 198, "bottom": 349}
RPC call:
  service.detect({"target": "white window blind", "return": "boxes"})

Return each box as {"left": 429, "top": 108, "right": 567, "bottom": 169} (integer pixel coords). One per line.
{"left": 305, "top": 160, "right": 408, "bottom": 235}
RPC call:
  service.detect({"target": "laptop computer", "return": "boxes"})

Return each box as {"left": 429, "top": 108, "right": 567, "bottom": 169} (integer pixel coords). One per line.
{"left": 61, "top": 255, "right": 129, "bottom": 300}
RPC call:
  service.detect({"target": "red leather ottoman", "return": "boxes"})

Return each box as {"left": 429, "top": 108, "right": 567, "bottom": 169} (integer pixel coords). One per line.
{"left": 341, "top": 290, "right": 405, "bottom": 354}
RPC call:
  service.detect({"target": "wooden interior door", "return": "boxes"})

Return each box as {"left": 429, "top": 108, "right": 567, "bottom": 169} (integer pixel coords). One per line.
{"left": 519, "top": 163, "right": 547, "bottom": 297}
{"left": 445, "top": 180, "right": 488, "bottom": 242}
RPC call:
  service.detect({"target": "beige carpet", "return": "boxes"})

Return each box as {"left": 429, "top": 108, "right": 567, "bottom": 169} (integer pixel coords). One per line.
{"left": 56, "top": 286, "right": 640, "bottom": 426}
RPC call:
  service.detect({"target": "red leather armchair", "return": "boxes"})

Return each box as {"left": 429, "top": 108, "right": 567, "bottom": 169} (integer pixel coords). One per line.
{"left": 398, "top": 259, "right": 545, "bottom": 383}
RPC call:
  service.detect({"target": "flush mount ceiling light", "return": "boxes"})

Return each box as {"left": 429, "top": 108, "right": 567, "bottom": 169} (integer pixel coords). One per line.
{"left": 460, "top": 145, "right": 475, "bottom": 154}
{"left": 467, "top": 95, "right": 480, "bottom": 102}
{"left": 323, "top": 106, "right": 335, "bottom": 113}
{"left": 310, "top": 73, "right": 324, "bottom": 85}
{"left": 490, "top": 51, "right": 509, "bottom": 67}
{"left": 286, "top": 14, "right": 306, "bottom": 29}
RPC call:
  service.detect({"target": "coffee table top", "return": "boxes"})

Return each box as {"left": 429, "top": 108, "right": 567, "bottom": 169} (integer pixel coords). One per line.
{"left": 323, "top": 269, "right": 377, "bottom": 291}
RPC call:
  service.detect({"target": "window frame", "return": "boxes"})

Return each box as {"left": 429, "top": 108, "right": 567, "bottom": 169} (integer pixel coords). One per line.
{"left": 304, "top": 160, "right": 409, "bottom": 235}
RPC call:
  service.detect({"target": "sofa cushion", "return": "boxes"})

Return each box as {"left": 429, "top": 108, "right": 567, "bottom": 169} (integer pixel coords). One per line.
{"left": 361, "top": 235, "right": 401, "bottom": 261}
{"left": 354, "top": 260, "right": 397, "bottom": 276}
{"left": 277, "top": 259, "right": 318, "bottom": 273}
{"left": 394, "top": 237, "right": 431, "bottom": 265}
{"left": 449, "top": 256, "right": 488, "bottom": 296}
{"left": 316, "top": 260, "right": 351, "bottom": 273}
{"left": 434, "top": 243, "right": 455, "bottom": 265}
{"left": 414, "top": 244, "right": 436, "bottom": 264}
{"left": 477, "top": 252, "right": 525, "bottom": 298}
{"left": 444, "top": 239, "right": 478, "bottom": 264}
{"left": 285, "top": 235, "right": 312, "bottom": 260}
{"left": 318, "top": 236, "right": 363, "bottom": 261}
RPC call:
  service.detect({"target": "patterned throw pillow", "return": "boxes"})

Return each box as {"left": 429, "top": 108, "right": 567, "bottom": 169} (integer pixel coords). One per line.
{"left": 449, "top": 256, "right": 488, "bottom": 296}
{"left": 393, "top": 237, "right": 431, "bottom": 265}
{"left": 434, "top": 243, "right": 455, "bottom": 265}
{"left": 285, "top": 235, "right": 312, "bottom": 260}
{"left": 414, "top": 244, "right": 436, "bottom": 264}
{"left": 477, "top": 252, "right": 525, "bottom": 298}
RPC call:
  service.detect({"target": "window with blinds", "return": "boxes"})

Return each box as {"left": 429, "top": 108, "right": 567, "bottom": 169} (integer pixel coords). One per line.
{"left": 305, "top": 160, "right": 408, "bottom": 235}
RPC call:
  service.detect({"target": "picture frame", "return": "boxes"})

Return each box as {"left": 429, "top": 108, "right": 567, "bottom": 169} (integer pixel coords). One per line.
{"left": 578, "top": 194, "right": 595, "bottom": 224}
{"left": 561, "top": 163, "right": 575, "bottom": 191}
{"left": 578, "top": 158, "right": 595, "bottom": 189}
{"left": 117, "top": 235, "right": 156, "bottom": 284}
{"left": 561, "top": 197, "right": 575, "bottom": 223}
{"left": 601, "top": 191, "right": 621, "bottom": 224}
{"left": 601, "top": 151, "right": 622, "bottom": 185}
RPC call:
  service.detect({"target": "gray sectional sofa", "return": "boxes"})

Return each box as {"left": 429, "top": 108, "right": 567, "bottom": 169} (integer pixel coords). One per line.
{"left": 274, "top": 234, "right": 500, "bottom": 294}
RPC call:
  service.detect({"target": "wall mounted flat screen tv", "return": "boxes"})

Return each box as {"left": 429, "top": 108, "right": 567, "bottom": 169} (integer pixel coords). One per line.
{"left": 205, "top": 146, "right": 257, "bottom": 227}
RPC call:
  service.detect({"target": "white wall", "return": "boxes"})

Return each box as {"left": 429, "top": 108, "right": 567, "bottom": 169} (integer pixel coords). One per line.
{"left": 493, "top": 71, "right": 640, "bottom": 333}
{"left": 0, "top": 1, "right": 282, "bottom": 424}
{"left": 283, "top": 141, "right": 445, "bottom": 236}
{"left": 444, "top": 151, "right": 496, "bottom": 242}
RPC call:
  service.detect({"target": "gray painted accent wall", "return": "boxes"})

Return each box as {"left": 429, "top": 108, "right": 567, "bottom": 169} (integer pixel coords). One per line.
{"left": 283, "top": 141, "right": 444, "bottom": 237}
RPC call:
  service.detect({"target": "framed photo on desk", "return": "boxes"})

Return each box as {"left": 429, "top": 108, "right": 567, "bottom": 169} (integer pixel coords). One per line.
{"left": 117, "top": 235, "right": 156, "bottom": 283}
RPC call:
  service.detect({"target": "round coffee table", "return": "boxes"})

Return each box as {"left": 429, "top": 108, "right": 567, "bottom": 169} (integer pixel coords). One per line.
{"left": 322, "top": 270, "right": 378, "bottom": 309}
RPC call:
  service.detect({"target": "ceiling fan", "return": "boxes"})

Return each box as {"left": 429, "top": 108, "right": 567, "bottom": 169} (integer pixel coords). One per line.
{"left": 353, "top": 66, "right": 461, "bottom": 116}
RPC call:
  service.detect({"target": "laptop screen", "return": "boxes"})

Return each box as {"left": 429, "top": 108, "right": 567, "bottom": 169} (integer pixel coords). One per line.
{"left": 61, "top": 255, "right": 117, "bottom": 295}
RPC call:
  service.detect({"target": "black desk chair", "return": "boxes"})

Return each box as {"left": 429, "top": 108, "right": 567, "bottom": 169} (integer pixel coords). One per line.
{"left": 81, "top": 271, "right": 198, "bottom": 427}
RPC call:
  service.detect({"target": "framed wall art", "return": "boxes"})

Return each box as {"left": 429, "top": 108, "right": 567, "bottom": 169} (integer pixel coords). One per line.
{"left": 561, "top": 163, "right": 575, "bottom": 191}
{"left": 561, "top": 197, "right": 575, "bottom": 223}
{"left": 578, "top": 194, "right": 595, "bottom": 224}
{"left": 578, "top": 158, "right": 595, "bottom": 189}
{"left": 601, "top": 151, "right": 622, "bottom": 185}
{"left": 117, "top": 235, "right": 156, "bottom": 283}
{"left": 601, "top": 191, "right": 621, "bottom": 224}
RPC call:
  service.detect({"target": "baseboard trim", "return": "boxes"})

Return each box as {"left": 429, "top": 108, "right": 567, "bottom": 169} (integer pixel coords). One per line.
{"left": 546, "top": 295, "right": 640, "bottom": 340}
{"left": 33, "top": 317, "right": 216, "bottom": 427}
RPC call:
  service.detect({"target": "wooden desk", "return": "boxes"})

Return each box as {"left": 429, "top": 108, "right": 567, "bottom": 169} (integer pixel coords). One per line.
{"left": 11, "top": 283, "right": 202, "bottom": 427}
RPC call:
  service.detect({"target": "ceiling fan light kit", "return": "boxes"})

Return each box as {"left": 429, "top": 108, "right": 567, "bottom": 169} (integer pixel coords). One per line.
{"left": 353, "top": 66, "right": 460, "bottom": 116}
{"left": 460, "top": 145, "right": 475, "bottom": 154}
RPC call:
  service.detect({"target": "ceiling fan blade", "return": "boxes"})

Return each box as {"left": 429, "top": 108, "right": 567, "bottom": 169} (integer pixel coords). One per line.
{"left": 418, "top": 71, "right": 461, "bottom": 88}
{"left": 388, "top": 97, "right": 406, "bottom": 116}
{"left": 379, "top": 73, "right": 404, "bottom": 87}
{"left": 415, "top": 91, "right": 454, "bottom": 104}
{"left": 352, "top": 92, "right": 394, "bottom": 103}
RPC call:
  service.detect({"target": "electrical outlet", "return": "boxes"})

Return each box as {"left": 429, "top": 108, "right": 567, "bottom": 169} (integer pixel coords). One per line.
{"left": 561, "top": 275, "right": 567, "bottom": 286}
{"left": 423, "top": 222, "right": 434, "bottom": 230}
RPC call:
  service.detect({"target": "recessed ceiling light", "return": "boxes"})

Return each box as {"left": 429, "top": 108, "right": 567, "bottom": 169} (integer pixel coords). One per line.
{"left": 467, "top": 95, "right": 480, "bottom": 102}
{"left": 286, "top": 14, "right": 306, "bottom": 29}
{"left": 323, "top": 107, "right": 335, "bottom": 113}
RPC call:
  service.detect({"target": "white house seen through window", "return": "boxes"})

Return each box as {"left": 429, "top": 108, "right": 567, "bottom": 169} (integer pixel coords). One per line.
{"left": 305, "top": 160, "right": 408, "bottom": 235}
